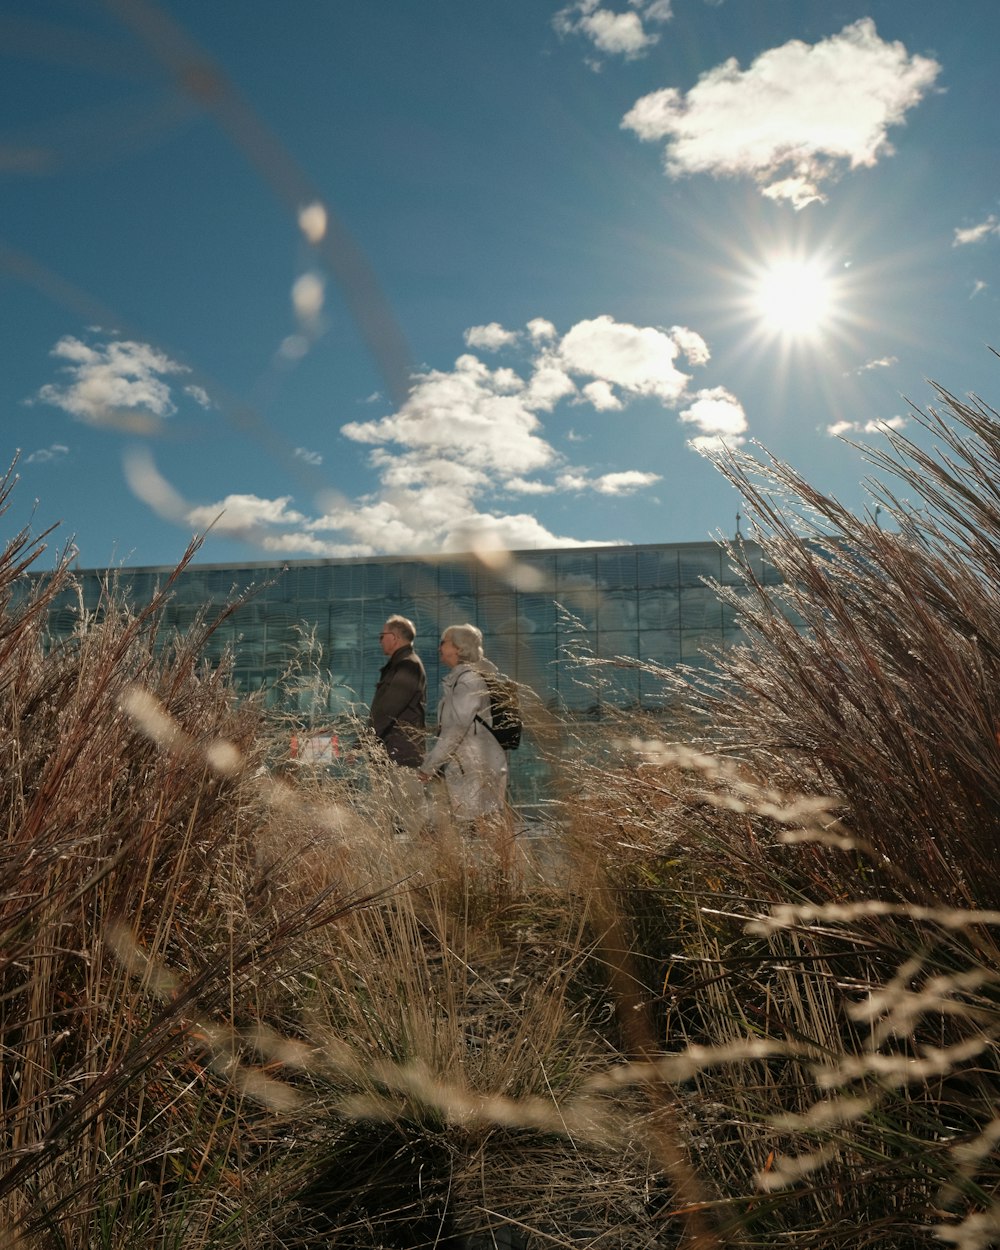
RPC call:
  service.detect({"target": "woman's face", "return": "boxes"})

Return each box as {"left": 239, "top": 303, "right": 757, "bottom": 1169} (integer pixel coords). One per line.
{"left": 439, "top": 634, "right": 460, "bottom": 668}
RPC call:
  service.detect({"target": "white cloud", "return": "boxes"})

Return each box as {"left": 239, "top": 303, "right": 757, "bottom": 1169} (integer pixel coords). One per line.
{"left": 668, "top": 324, "right": 711, "bottom": 366}
{"left": 556, "top": 471, "right": 592, "bottom": 492}
{"left": 185, "top": 494, "right": 308, "bottom": 533}
{"left": 855, "top": 355, "right": 898, "bottom": 374}
{"left": 679, "top": 386, "right": 747, "bottom": 445}
{"left": 593, "top": 470, "right": 661, "bottom": 494}
{"left": 622, "top": 19, "right": 940, "bottom": 209}
{"left": 33, "top": 335, "right": 191, "bottom": 428}
{"left": 25, "top": 443, "right": 69, "bottom": 465}
{"left": 526, "top": 317, "right": 557, "bottom": 342}
{"left": 464, "top": 321, "right": 519, "bottom": 351}
{"left": 445, "top": 511, "right": 604, "bottom": 552}
{"left": 554, "top": 468, "right": 660, "bottom": 495}
{"left": 580, "top": 380, "right": 623, "bottom": 411}
{"left": 504, "top": 477, "right": 556, "bottom": 495}
{"left": 554, "top": 0, "right": 672, "bottom": 62}
{"left": 293, "top": 446, "right": 323, "bottom": 466}
{"left": 556, "top": 315, "right": 705, "bottom": 403}
{"left": 953, "top": 216, "right": 1000, "bottom": 247}
{"left": 827, "top": 415, "right": 908, "bottom": 436}
{"left": 183, "top": 384, "right": 212, "bottom": 408}
{"left": 866, "top": 416, "right": 907, "bottom": 433}
{"left": 119, "top": 312, "right": 738, "bottom": 557}
{"left": 342, "top": 353, "right": 555, "bottom": 476}
{"left": 971, "top": 279, "right": 988, "bottom": 299}
{"left": 956, "top": 217, "right": 993, "bottom": 240}
{"left": 523, "top": 356, "right": 578, "bottom": 410}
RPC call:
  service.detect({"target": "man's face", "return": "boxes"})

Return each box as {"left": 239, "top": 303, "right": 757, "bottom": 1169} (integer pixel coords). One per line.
{"left": 380, "top": 626, "right": 402, "bottom": 657}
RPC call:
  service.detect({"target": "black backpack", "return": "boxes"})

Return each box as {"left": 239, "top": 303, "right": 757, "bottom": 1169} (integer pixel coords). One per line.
{"left": 476, "top": 671, "right": 522, "bottom": 751}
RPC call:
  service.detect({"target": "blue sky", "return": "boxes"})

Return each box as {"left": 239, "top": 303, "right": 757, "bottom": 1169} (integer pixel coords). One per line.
{"left": 3, "top": 0, "right": 999, "bottom": 569}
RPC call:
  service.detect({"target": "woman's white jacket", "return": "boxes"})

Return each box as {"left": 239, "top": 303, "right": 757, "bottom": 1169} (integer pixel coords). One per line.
{"left": 422, "top": 661, "right": 508, "bottom": 820}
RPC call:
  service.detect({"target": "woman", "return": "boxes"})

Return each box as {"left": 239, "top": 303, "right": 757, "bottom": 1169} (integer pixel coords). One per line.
{"left": 417, "top": 623, "right": 508, "bottom": 823}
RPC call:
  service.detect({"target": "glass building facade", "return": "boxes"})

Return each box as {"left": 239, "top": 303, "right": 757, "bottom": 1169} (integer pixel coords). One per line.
{"left": 40, "top": 540, "right": 775, "bottom": 800}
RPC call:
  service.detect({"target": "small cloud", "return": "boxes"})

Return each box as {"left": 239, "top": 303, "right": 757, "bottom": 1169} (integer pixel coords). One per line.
{"left": 852, "top": 355, "right": 898, "bottom": 375}
{"left": 553, "top": 468, "right": 660, "bottom": 495}
{"left": 554, "top": 0, "right": 672, "bottom": 63}
{"left": 669, "top": 325, "right": 711, "bottom": 366}
{"left": 580, "top": 380, "right": 623, "bottom": 411}
{"left": 526, "top": 317, "right": 557, "bottom": 342}
{"left": 342, "top": 352, "right": 556, "bottom": 477}
{"left": 504, "top": 477, "right": 556, "bottom": 495}
{"left": 556, "top": 471, "right": 592, "bottom": 492}
{"left": 971, "top": 279, "right": 988, "bottom": 299}
{"left": 623, "top": 19, "right": 940, "bottom": 209}
{"left": 32, "top": 334, "right": 192, "bottom": 430}
{"left": 827, "top": 415, "right": 908, "bottom": 436}
{"left": 679, "top": 386, "right": 747, "bottom": 447}
{"left": 184, "top": 384, "right": 212, "bottom": 407}
{"left": 185, "top": 494, "right": 308, "bottom": 534}
{"left": 524, "top": 356, "right": 577, "bottom": 410}
{"left": 25, "top": 443, "right": 69, "bottom": 465}
{"left": 593, "top": 470, "right": 661, "bottom": 495}
{"left": 293, "top": 447, "right": 323, "bottom": 466}
{"left": 556, "top": 315, "right": 705, "bottom": 405}
{"left": 953, "top": 215, "right": 1000, "bottom": 247}
{"left": 464, "top": 322, "right": 518, "bottom": 351}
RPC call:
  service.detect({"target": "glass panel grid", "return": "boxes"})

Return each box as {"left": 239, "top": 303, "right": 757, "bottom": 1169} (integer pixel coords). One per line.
{"left": 36, "top": 540, "right": 776, "bottom": 794}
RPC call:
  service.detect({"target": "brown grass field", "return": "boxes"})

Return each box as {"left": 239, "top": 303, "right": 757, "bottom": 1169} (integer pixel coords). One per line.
{"left": 3, "top": 385, "right": 1000, "bottom": 1248}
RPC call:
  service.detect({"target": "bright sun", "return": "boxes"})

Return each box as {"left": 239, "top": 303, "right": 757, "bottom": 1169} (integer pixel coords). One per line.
{"left": 754, "top": 258, "right": 835, "bottom": 340}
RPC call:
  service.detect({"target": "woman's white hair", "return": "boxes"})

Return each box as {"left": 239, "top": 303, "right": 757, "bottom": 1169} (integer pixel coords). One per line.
{"left": 442, "top": 622, "right": 483, "bottom": 664}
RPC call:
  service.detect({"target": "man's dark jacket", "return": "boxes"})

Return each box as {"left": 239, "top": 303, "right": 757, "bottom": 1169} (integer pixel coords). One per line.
{"left": 370, "top": 644, "right": 427, "bottom": 767}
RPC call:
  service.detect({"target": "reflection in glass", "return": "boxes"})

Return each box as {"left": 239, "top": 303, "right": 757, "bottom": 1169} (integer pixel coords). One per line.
{"left": 599, "top": 590, "right": 638, "bottom": 630}
{"left": 478, "top": 594, "right": 518, "bottom": 635}
{"left": 556, "top": 551, "right": 596, "bottom": 590}
{"left": 36, "top": 539, "right": 777, "bottom": 801}
{"left": 598, "top": 630, "right": 639, "bottom": 660}
{"left": 517, "top": 594, "right": 557, "bottom": 633}
{"left": 514, "top": 552, "right": 556, "bottom": 592}
{"left": 556, "top": 592, "right": 597, "bottom": 632}
{"left": 596, "top": 549, "right": 638, "bottom": 589}
{"left": 679, "top": 546, "right": 722, "bottom": 587}
{"left": 638, "top": 589, "right": 680, "bottom": 630}
{"left": 680, "top": 585, "right": 722, "bottom": 630}
{"left": 639, "top": 629, "right": 681, "bottom": 665}
{"left": 638, "top": 548, "right": 679, "bottom": 589}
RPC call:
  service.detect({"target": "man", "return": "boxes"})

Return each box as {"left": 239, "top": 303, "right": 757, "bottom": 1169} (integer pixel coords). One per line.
{"left": 369, "top": 615, "right": 427, "bottom": 838}
{"left": 370, "top": 614, "right": 427, "bottom": 768}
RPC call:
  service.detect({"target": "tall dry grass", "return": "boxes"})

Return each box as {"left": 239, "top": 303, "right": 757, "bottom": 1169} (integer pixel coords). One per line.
{"left": 4, "top": 383, "right": 1000, "bottom": 1248}
{"left": 563, "top": 384, "right": 1000, "bottom": 1248}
